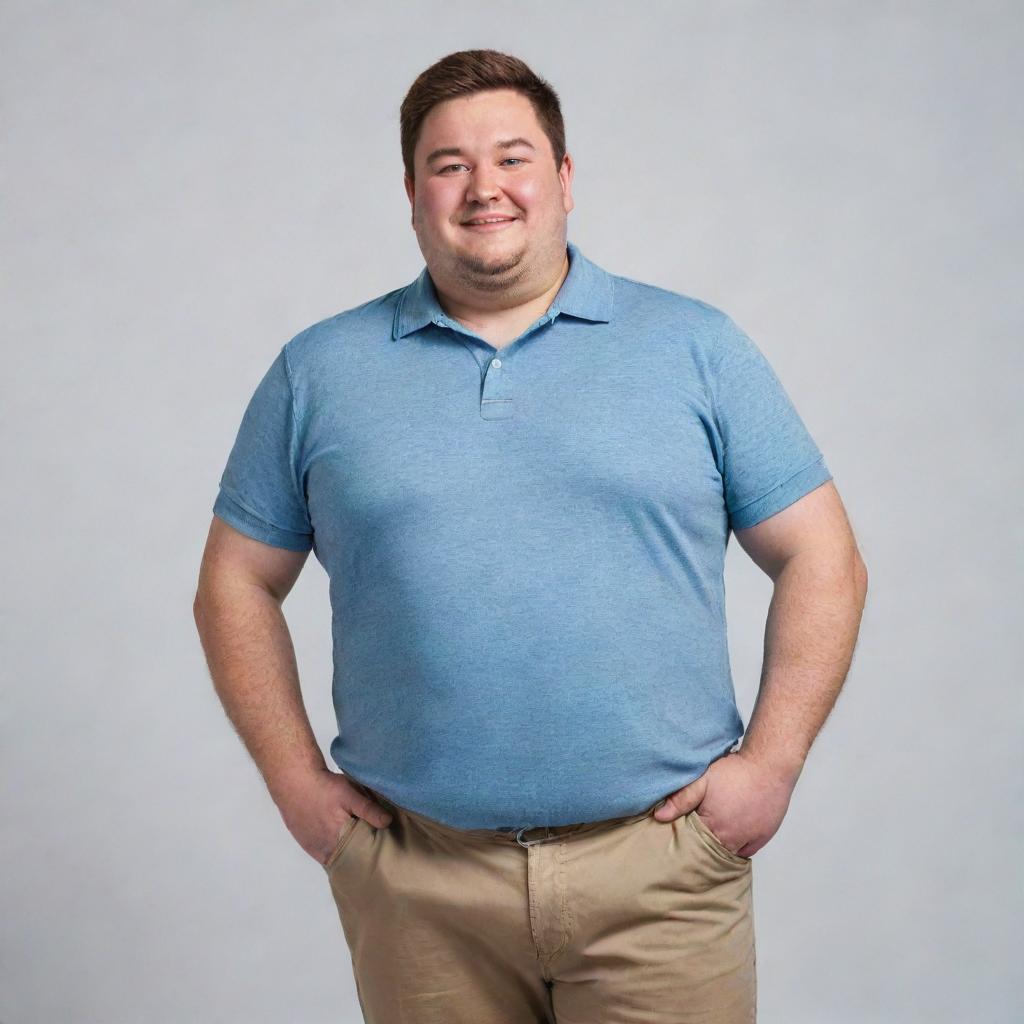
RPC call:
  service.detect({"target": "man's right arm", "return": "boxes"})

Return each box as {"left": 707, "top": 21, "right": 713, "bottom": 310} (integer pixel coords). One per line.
{"left": 192, "top": 516, "right": 392, "bottom": 863}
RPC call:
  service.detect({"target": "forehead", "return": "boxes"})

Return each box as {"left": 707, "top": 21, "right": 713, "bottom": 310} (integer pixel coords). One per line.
{"left": 416, "top": 89, "right": 545, "bottom": 155}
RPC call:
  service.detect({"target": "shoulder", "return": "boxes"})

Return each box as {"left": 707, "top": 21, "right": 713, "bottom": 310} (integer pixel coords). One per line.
{"left": 606, "top": 268, "right": 734, "bottom": 360}
{"left": 281, "top": 284, "right": 407, "bottom": 370}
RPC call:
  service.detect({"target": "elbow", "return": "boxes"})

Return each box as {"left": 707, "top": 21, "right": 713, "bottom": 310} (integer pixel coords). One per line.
{"left": 852, "top": 550, "right": 869, "bottom": 603}
{"left": 192, "top": 587, "right": 214, "bottom": 627}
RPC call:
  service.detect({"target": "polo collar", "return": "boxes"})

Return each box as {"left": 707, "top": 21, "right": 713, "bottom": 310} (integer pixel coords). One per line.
{"left": 392, "top": 239, "right": 614, "bottom": 341}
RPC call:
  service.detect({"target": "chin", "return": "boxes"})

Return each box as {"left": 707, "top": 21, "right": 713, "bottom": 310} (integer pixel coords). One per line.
{"left": 465, "top": 248, "right": 524, "bottom": 276}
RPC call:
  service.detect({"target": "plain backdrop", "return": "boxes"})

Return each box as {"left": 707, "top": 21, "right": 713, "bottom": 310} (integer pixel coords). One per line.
{"left": 3, "top": 2, "right": 1021, "bottom": 1022}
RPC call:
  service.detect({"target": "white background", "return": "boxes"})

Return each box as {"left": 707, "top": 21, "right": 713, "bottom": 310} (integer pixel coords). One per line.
{"left": 3, "top": 1, "right": 1021, "bottom": 1021}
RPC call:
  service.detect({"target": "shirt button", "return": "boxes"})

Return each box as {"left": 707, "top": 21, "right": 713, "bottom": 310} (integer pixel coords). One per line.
{"left": 492, "top": 358, "right": 502, "bottom": 367}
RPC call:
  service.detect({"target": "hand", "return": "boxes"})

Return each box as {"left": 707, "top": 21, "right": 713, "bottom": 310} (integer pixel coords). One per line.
{"left": 652, "top": 750, "right": 798, "bottom": 858}
{"left": 271, "top": 767, "right": 393, "bottom": 865}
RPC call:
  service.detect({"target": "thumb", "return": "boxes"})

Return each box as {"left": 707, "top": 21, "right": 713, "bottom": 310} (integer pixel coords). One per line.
{"left": 653, "top": 777, "right": 708, "bottom": 821}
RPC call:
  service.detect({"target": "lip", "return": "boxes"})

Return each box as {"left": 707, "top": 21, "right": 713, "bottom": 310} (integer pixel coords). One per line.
{"left": 462, "top": 216, "right": 518, "bottom": 231}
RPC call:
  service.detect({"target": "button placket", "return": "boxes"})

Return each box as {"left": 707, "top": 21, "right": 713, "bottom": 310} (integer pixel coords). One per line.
{"left": 481, "top": 349, "right": 513, "bottom": 420}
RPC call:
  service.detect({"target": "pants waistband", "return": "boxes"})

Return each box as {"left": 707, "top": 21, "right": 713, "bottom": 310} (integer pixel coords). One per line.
{"left": 346, "top": 776, "right": 669, "bottom": 848}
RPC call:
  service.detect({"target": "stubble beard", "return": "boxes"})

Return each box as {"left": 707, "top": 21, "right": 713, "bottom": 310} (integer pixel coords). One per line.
{"left": 453, "top": 243, "right": 529, "bottom": 293}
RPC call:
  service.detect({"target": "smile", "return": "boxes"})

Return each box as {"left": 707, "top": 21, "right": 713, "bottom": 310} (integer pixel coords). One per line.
{"left": 462, "top": 217, "right": 518, "bottom": 231}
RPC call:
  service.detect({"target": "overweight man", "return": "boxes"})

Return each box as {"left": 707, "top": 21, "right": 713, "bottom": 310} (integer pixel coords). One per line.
{"left": 193, "top": 48, "right": 868, "bottom": 1024}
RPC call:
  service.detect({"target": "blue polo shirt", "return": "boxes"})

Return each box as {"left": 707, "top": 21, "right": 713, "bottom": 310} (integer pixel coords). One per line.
{"left": 212, "top": 240, "right": 832, "bottom": 829}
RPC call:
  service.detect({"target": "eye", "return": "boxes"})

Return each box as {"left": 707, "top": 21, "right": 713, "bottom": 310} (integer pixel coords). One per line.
{"left": 438, "top": 158, "right": 525, "bottom": 174}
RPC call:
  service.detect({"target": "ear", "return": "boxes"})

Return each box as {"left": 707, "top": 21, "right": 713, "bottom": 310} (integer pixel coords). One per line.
{"left": 404, "top": 172, "right": 415, "bottom": 224}
{"left": 559, "top": 153, "right": 575, "bottom": 215}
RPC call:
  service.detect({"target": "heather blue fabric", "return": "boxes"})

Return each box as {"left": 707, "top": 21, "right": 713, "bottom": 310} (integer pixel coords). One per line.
{"left": 212, "top": 241, "right": 832, "bottom": 829}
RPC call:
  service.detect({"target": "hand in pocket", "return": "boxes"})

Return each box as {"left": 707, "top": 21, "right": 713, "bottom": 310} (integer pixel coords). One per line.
{"left": 653, "top": 750, "right": 797, "bottom": 858}
{"left": 271, "top": 767, "right": 393, "bottom": 865}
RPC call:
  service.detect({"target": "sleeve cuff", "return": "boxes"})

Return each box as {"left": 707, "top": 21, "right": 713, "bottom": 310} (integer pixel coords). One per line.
{"left": 212, "top": 489, "right": 314, "bottom": 552}
{"left": 729, "top": 456, "right": 833, "bottom": 530}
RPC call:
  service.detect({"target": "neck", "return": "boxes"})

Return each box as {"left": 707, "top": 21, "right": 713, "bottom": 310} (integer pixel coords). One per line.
{"left": 435, "top": 249, "right": 570, "bottom": 330}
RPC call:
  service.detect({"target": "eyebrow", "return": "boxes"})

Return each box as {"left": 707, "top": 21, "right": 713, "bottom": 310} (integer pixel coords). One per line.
{"left": 424, "top": 137, "right": 536, "bottom": 166}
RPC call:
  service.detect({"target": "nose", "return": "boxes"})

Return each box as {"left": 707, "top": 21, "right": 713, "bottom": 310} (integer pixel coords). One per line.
{"left": 464, "top": 166, "right": 502, "bottom": 205}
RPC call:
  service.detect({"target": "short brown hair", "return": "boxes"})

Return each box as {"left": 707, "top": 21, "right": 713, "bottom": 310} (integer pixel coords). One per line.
{"left": 400, "top": 49, "right": 566, "bottom": 184}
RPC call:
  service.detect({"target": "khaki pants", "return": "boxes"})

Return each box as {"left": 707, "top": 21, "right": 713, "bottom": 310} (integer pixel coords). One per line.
{"left": 323, "top": 777, "right": 756, "bottom": 1023}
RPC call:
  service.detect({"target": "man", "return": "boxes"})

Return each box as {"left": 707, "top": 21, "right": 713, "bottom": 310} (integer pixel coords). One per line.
{"left": 193, "top": 48, "right": 867, "bottom": 1023}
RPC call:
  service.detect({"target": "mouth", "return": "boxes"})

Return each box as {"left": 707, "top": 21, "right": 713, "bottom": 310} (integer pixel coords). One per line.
{"left": 462, "top": 216, "right": 518, "bottom": 232}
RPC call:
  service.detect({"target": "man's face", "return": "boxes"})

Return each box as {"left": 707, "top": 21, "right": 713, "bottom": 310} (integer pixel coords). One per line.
{"left": 405, "top": 88, "right": 574, "bottom": 294}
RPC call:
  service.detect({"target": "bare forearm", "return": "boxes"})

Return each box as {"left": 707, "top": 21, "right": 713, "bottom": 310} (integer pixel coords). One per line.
{"left": 193, "top": 582, "right": 326, "bottom": 803}
{"left": 739, "top": 548, "right": 868, "bottom": 784}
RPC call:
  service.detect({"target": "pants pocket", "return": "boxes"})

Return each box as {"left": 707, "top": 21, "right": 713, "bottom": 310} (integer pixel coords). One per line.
{"left": 688, "top": 810, "right": 751, "bottom": 866}
{"left": 323, "top": 814, "right": 362, "bottom": 872}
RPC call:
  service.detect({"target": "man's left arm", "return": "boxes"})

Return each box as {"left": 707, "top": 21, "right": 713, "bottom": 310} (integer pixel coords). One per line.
{"left": 654, "top": 479, "right": 868, "bottom": 856}
{"left": 733, "top": 478, "right": 868, "bottom": 785}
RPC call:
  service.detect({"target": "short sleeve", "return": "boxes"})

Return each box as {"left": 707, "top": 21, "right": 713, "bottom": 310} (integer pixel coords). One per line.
{"left": 708, "top": 314, "right": 833, "bottom": 530}
{"left": 212, "top": 345, "right": 314, "bottom": 551}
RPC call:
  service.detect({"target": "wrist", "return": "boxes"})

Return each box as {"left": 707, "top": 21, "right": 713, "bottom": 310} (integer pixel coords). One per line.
{"left": 265, "top": 760, "right": 330, "bottom": 805}
{"left": 735, "top": 744, "right": 806, "bottom": 787}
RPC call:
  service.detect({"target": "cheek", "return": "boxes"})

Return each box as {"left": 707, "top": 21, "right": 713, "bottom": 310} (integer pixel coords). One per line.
{"left": 416, "top": 187, "right": 457, "bottom": 226}
{"left": 509, "top": 177, "right": 561, "bottom": 213}
{"left": 512, "top": 179, "right": 544, "bottom": 205}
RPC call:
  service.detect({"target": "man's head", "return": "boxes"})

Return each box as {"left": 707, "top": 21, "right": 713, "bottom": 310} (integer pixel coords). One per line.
{"left": 400, "top": 50, "right": 574, "bottom": 304}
